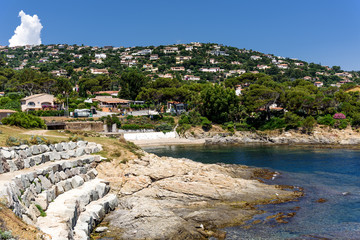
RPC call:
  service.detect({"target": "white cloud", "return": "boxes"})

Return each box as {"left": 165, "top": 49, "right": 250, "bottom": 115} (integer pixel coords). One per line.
{"left": 9, "top": 10, "right": 43, "bottom": 47}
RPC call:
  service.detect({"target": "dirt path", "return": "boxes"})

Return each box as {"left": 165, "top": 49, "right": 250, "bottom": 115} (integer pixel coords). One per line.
{"left": 23, "top": 130, "right": 67, "bottom": 138}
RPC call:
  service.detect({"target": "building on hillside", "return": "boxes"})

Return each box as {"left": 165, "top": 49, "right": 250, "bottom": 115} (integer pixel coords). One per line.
{"left": 134, "top": 49, "right": 152, "bottom": 55}
{"left": 163, "top": 47, "right": 179, "bottom": 54}
{"left": 21, "top": 94, "right": 55, "bottom": 112}
{"left": 150, "top": 54, "right": 159, "bottom": 60}
{"left": 158, "top": 73, "right": 173, "bottom": 79}
{"left": 176, "top": 56, "right": 192, "bottom": 63}
{"left": 277, "top": 64, "right": 288, "bottom": 69}
{"left": 166, "top": 101, "right": 187, "bottom": 115}
{"left": 250, "top": 56, "right": 262, "bottom": 60}
{"left": 257, "top": 65, "right": 270, "bottom": 70}
{"left": 90, "top": 68, "right": 109, "bottom": 74}
{"left": 0, "top": 109, "right": 17, "bottom": 120}
{"left": 183, "top": 75, "right": 200, "bottom": 81}
{"left": 314, "top": 82, "right": 323, "bottom": 87}
{"left": 92, "top": 96, "right": 132, "bottom": 112}
{"left": 235, "top": 85, "right": 242, "bottom": 96}
{"left": 171, "top": 66, "right": 185, "bottom": 71}
{"left": 95, "top": 53, "right": 106, "bottom": 59}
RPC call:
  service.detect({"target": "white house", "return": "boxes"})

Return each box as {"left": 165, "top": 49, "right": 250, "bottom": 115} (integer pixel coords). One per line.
{"left": 314, "top": 82, "right": 323, "bottom": 87}
{"left": 183, "top": 75, "right": 200, "bottom": 81}
{"left": 21, "top": 94, "right": 55, "bottom": 112}
{"left": 95, "top": 53, "right": 106, "bottom": 59}
{"left": 250, "top": 56, "right": 262, "bottom": 60}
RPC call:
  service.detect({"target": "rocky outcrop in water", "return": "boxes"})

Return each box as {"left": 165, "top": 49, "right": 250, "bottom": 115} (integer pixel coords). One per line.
{"left": 98, "top": 152, "right": 302, "bottom": 239}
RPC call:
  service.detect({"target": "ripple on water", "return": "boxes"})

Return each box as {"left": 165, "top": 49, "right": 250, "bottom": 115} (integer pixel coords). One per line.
{"left": 145, "top": 144, "right": 360, "bottom": 240}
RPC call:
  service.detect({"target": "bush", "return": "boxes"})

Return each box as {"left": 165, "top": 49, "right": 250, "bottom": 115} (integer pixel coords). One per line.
{"left": 121, "top": 124, "right": 154, "bottom": 130}
{"left": 222, "top": 122, "right": 234, "bottom": 133}
{"left": 235, "top": 122, "right": 251, "bottom": 131}
{"left": 29, "top": 135, "right": 51, "bottom": 145}
{"left": 285, "top": 112, "right": 302, "bottom": 130}
{"left": 28, "top": 110, "right": 65, "bottom": 117}
{"left": 317, "top": 114, "right": 335, "bottom": 126}
{"left": 200, "top": 117, "right": 212, "bottom": 131}
{"left": 351, "top": 113, "right": 360, "bottom": 127}
{"left": 301, "top": 116, "right": 316, "bottom": 134}
{"left": 334, "top": 119, "right": 348, "bottom": 130}
{"left": 6, "top": 136, "right": 28, "bottom": 146}
{"left": 176, "top": 123, "right": 191, "bottom": 134}
{"left": 155, "top": 123, "right": 173, "bottom": 132}
{"left": 333, "top": 113, "right": 346, "bottom": 119}
{"left": 259, "top": 117, "right": 286, "bottom": 131}
{"left": 1, "top": 112, "right": 46, "bottom": 129}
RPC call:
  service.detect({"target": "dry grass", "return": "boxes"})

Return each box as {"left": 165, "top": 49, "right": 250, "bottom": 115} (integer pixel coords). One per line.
{"left": 0, "top": 203, "right": 47, "bottom": 239}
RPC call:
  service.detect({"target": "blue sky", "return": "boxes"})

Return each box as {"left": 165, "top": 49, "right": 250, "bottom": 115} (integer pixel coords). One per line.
{"left": 1, "top": 0, "right": 359, "bottom": 70}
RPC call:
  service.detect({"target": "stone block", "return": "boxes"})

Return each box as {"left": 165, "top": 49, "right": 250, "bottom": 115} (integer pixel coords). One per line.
{"left": 71, "top": 176, "right": 84, "bottom": 188}
{"left": 31, "top": 145, "right": 41, "bottom": 155}
{"left": 61, "top": 152, "right": 70, "bottom": 159}
{"left": 7, "top": 160, "right": 18, "bottom": 172}
{"left": 55, "top": 143, "right": 63, "bottom": 152}
{"left": 77, "top": 141, "right": 87, "bottom": 148}
{"left": 38, "top": 175, "right": 52, "bottom": 190}
{"left": 69, "top": 141, "right": 77, "bottom": 150}
{"left": 1, "top": 150, "right": 12, "bottom": 159}
{"left": 62, "top": 142, "right": 69, "bottom": 151}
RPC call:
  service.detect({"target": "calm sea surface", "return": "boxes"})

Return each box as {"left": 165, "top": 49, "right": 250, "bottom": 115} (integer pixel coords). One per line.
{"left": 144, "top": 144, "right": 360, "bottom": 240}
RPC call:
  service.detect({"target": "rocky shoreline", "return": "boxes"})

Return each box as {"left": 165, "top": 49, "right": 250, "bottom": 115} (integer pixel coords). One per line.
{"left": 95, "top": 150, "right": 303, "bottom": 239}
{"left": 182, "top": 126, "right": 360, "bottom": 146}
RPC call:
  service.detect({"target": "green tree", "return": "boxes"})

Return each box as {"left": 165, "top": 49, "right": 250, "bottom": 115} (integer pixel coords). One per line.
{"left": 119, "top": 69, "right": 149, "bottom": 100}
{"left": 200, "top": 84, "right": 240, "bottom": 123}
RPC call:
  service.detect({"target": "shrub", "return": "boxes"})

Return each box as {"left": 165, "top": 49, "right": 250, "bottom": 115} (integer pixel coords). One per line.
{"left": 351, "top": 113, "right": 360, "bottom": 127}
{"left": 0, "top": 229, "right": 13, "bottom": 240}
{"left": 334, "top": 119, "right": 348, "bottom": 130}
{"left": 121, "top": 124, "right": 154, "bottom": 130}
{"left": 29, "top": 136, "right": 51, "bottom": 145}
{"left": 301, "top": 116, "right": 316, "bottom": 134}
{"left": 284, "top": 112, "right": 302, "bottom": 130}
{"left": 235, "top": 122, "right": 251, "bottom": 131}
{"left": 6, "top": 136, "right": 28, "bottom": 146}
{"left": 1, "top": 112, "right": 46, "bottom": 129}
{"left": 259, "top": 117, "right": 286, "bottom": 131}
{"left": 176, "top": 123, "right": 191, "bottom": 134}
{"left": 200, "top": 117, "right": 212, "bottom": 131}
{"left": 155, "top": 123, "right": 173, "bottom": 132}
{"left": 317, "top": 114, "right": 335, "bottom": 126}
{"left": 333, "top": 113, "right": 346, "bottom": 119}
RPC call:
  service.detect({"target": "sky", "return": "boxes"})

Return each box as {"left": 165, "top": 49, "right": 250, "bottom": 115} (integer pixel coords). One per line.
{"left": 1, "top": 0, "right": 359, "bottom": 70}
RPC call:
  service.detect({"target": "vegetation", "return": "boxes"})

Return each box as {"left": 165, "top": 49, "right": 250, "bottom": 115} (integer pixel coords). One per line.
{"left": 1, "top": 43, "right": 360, "bottom": 134}
{"left": 1, "top": 112, "right": 46, "bottom": 129}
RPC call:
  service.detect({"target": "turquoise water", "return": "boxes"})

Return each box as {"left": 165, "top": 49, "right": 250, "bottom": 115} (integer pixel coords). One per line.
{"left": 144, "top": 144, "right": 360, "bottom": 240}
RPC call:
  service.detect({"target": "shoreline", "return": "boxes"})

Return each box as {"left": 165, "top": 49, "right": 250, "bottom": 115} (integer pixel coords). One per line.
{"left": 133, "top": 136, "right": 360, "bottom": 149}
{"left": 95, "top": 148, "right": 303, "bottom": 239}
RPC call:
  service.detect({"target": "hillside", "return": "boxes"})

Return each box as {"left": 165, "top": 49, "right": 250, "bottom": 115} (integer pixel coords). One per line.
{"left": 0, "top": 42, "right": 359, "bottom": 87}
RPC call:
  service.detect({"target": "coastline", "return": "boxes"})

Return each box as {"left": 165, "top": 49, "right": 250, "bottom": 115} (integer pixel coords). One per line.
{"left": 95, "top": 148, "right": 303, "bottom": 239}
{"left": 132, "top": 126, "right": 360, "bottom": 148}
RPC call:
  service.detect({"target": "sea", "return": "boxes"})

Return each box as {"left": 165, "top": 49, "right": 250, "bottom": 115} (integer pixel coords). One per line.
{"left": 144, "top": 144, "right": 360, "bottom": 240}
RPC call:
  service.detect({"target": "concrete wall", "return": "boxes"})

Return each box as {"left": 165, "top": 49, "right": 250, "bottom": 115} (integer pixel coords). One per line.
{"left": 124, "top": 131, "right": 177, "bottom": 141}
{"left": 65, "top": 121, "right": 104, "bottom": 132}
